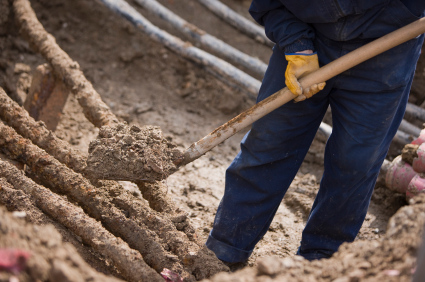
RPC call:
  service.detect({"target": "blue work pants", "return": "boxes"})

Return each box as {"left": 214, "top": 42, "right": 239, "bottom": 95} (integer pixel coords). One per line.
{"left": 206, "top": 32, "right": 424, "bottom": 262}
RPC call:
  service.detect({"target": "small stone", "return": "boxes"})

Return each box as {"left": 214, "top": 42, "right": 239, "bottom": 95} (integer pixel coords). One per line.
{"left": 14, "top": 63, "right": 31, "bottom": 74}
{"left": 383, "top": 269, "right": 400, "bottom": 276}
{"left": 12, "top": 211, "right": 26, "bottom": 218}
{"left": 134, "top": 102, "right": 153, "bottom": 114}
{"left": 257, "top": 256, "right": 284, "bottom": 276}
{"left": 357, "top": 261, "right": 371, "bottom": 269}
{"left": 348, "top": 269, "right": 365, "bottom": 282}
{"left": 130, "top": 125, "right": 141, "bottom": 132}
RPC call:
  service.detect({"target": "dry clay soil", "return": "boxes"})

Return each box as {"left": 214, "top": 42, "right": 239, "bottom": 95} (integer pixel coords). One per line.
{"left": 1, "top": 0, "right": 425, "bottom": 281}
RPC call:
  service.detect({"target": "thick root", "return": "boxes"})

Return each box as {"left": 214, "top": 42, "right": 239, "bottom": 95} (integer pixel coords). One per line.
{"left": 1, "top": 87, "right": 199, "bottom": 242}
{"left": 0, "top": 205, "right": 123, "bottom": 282}
{"left": 13, "top": 0, "right": 119, "bottom": 128}
{"left": 98, "top": 180, "right": 229, "bottom": 280}
{"left": 0, "top": 160, "right": 163, "bottom": 282}
{"left": 0, "top": 122, "right": 193, "bottom": 280}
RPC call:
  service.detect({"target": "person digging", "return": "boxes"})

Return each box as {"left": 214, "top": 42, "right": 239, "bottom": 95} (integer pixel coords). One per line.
{"left": 205, "top": 0, "right": 425, "bottom": 263}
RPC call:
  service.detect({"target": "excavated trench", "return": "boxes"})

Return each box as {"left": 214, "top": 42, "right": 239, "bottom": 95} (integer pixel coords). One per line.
{"left": 0, "top": 0, "right": 425, "bottom": 281}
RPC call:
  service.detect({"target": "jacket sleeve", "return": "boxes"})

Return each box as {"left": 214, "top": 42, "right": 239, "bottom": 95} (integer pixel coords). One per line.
{"left": 249, "top": 0, "right": 315, "bottom": 53}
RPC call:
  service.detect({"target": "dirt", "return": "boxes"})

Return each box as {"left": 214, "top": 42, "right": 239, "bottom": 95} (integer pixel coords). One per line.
{"left": 203, "top": 195, "right": 425, "bottom": 282}
{"left": 0, "top": 158, "right": 167, "bottom": 282}
{"left": 0, "top": 121, "right": 229, "bottom": 281}
{"left": 0, "top": 175, "right": 126, "bottom": 279}
{"left": 402, "top": 143, "right": 419, "bottom": 165}
{"left": 0, "top": 204, "right": 123, "bottom": 282}
{"left": 0, "top": 0, "right": 424, "bottom": 281}
{"left": 85, "top": 123, "right": 183, "bottom": 181}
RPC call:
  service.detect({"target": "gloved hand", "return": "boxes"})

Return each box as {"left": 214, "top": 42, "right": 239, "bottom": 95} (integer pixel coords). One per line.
{"left": 285, "top": 51, "right": 326, "bottom": 102}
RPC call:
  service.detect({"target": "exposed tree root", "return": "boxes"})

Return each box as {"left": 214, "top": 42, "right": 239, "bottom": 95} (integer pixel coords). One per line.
{"left": 9, "top": 0, "right": 209, "bottom": 231}
{"left": 0, "top": 205, "right": 124, "bottom": 282}
{"left": 0, "top": 177, "right": 52, "bottom": 225}
{"left": 0, "top": 122, "right": 211, "bottom": 281}
{"left": 0, "top": 88, "right": 86, "bottom": 172}
{"left": 0, "top": 87, "right": 199, "bottom": 245}
{"left": 0, "top": 160, "right": 163, "bottom": 282}
{"left": 137, "top": 180, "right": 177, "bottom": 213}
{"left": 0, "top": 176, "right": 124, "bottom": 278}
{"left": 13, "top": 0, "right": 119, "bottom": 128}
{"left": 97, "top": 180, "right": 229, "bottom": 280}
{"left": 136, "top": 180, "right": 198, "bottom": 241}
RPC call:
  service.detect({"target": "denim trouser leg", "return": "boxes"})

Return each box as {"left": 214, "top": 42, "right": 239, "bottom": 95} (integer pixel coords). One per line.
{"left": 297, "top": 76, "right": 414, "bottom": 260}
{"left": 206, "top": 34, "right": 424, "bottom": 262}
{"left": 206, "top": 46, "right": 331, "bottom": 262}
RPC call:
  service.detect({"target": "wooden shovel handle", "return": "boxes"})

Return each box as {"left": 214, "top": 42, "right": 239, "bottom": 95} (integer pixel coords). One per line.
{"left": 179, "top": 18, "right": 425, "bottom": 166}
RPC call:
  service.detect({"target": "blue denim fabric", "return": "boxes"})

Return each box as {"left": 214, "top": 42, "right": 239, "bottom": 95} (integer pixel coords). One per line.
{"left": 249, "top": 0, "right": 424, "bottom": 52}
{"left": 205, "top": 32, "right": 424, "bottom": 262}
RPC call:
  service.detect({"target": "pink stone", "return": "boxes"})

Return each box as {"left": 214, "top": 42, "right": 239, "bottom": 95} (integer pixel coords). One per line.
{"left": 406, "top": 173, "right": 425, "bottom": 201}
{"left": 386, "top": 156, "right": 417, "bottom": 193}
{"left": 413, "top": 143, "right": 425, "bottom": 173}
{"left": 412, "top": 129, "right": 425, "bottom": 146}
{"left": 161, "top": 268, "right": 184, "bottom": 282}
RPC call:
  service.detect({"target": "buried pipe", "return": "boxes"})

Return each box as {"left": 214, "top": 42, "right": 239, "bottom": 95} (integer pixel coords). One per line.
{"left": 98, "top": 0, "right": 261, "bottom": 98}
{"left": 197, "top": 0, "right": 273, "bottom": 47}
{"left": 405, "top": 102, "right": 425, "bottom": 122}
{"left": 134, "top": 0, "right": 267, "bottom": 77}
{"left": 399, "top": 119, "right": 421, "bottom": 137}
{"left": 394, "top": 129, "right": 414, "bottom": 145}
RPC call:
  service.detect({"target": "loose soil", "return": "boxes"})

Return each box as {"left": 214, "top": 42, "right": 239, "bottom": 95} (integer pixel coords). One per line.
{"left": 0, "top": 0, "right": 425, "bottom": 281}
{"left": 203, "top": 195, "right": 425, "bottom": 282}
{"left": 85, "top": 123, "right": 183, "bottom": 181}
{"left": 0, "top": 204, "right": 123, "bottom": 282}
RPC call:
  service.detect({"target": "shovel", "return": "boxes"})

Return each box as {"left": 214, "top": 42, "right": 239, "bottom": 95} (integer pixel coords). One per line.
{"left": 85, "top": 18, "right": 425, "bottom": 182}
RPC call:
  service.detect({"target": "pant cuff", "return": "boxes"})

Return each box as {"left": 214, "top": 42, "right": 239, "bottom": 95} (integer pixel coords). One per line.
{"left": 296, "top": 247, "right": 332, "bottom": 261}
{"left": 205, "top": 231, "right": 252, "bottom": 263}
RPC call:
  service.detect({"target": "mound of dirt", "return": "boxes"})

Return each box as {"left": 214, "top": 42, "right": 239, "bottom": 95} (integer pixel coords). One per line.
{"left": 85, "top": 123, "right": 184, "bottom": 181}
{"left": 203, "top": 194, "right": 425, "bottom": 282}
{"left": 0, "top": 206, "right": 122, "bottom": 282}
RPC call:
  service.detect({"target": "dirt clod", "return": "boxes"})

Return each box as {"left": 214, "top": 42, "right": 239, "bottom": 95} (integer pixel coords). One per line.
{"left": 85, "top": 124, "right": 183, "bottom": 181}
{"left": 401, "top": 144, "right": 419, "bottom": 165}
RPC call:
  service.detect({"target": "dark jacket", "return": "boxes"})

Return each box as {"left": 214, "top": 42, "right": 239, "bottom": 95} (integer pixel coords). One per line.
{"left": 249, "top": 0, "right": 425, "bottom": 53}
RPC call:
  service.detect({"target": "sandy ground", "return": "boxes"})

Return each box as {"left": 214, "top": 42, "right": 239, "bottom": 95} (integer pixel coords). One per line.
{"left": 0, "top": 0, "right": 424, "bottom": 280}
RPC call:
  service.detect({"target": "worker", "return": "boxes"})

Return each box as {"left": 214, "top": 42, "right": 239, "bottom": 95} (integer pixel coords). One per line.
{"left": 206, "top": 0, "right": 425, "bottom": 263}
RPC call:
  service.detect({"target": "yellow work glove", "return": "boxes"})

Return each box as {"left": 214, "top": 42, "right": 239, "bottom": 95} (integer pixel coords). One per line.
{"left": 285, "top": 52, "right": 326, "bottom": 102}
